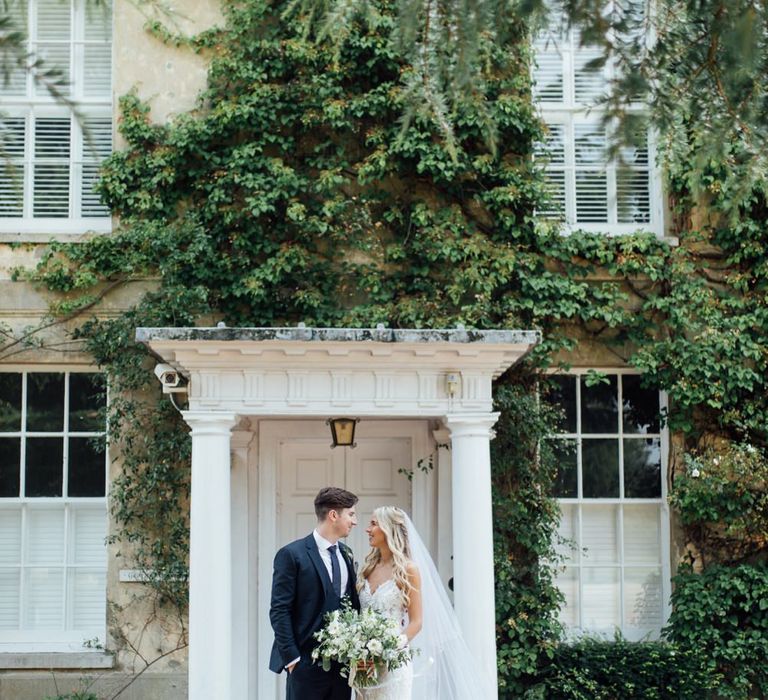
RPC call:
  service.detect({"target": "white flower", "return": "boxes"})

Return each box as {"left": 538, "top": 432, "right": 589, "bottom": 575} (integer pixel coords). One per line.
{"left": 746, "top": 444, "right": 757, "bottom": 454}
{"left": 713, "top": 457, "right": 720, "bottom": 465}
{"left": 691, "top": 468, "right": 700, "bottom": 478}
{"left": 368, "top": 639, "right": 383, "bottom": 655}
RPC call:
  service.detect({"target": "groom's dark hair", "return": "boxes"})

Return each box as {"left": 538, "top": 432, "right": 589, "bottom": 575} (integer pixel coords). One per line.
{"left": 315, "top": 487, "right": 358, "bottom": 521}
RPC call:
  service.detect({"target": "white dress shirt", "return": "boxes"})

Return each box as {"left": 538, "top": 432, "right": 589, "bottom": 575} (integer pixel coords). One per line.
{"left": 285, "top": 530, "right": 349, "bottom": 670}
{"left": 313, "top": 529, "right": 349, "bottom": 594}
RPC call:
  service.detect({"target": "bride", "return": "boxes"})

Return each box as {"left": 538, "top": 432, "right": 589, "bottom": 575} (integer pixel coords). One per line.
{"left": 357, "top": 506, "right": 493, "bottom": 700}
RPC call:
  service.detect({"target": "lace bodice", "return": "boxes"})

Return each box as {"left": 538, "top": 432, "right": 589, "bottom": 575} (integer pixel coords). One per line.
{"left": 359, "top": 579, "right": 408, "bottom": 629}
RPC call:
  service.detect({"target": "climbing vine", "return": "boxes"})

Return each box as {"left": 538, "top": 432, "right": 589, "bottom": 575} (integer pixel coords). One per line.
{"left": 12, "top": 0, "right": 768, "bottom": 695}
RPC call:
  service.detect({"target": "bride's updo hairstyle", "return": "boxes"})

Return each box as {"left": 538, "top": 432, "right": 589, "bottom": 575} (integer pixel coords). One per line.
{"left": 359, "top": 506, "right": 415, "bottom": 604}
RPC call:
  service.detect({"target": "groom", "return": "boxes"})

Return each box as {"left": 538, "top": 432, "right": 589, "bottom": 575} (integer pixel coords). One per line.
{"left": 269, "top": 486, "right": 360, "bottom": 699}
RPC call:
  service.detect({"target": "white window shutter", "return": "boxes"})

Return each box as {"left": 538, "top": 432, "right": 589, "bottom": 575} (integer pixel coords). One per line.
{"left": 555, "top": 566, "right": 579, "bottom": 627}
{"left": 0, "top": 570, "right": 21, "bottom": 630}
{"left": 33, "top": 117, "right": 71, "bottom": 217}
{"left": 23, "top": 567, "right": 64, "bottom": 629}
{"left": 624, "top": 567, "right": 663, "bottom": 632}
{"left": 574, "top": 124, "right": 608, "bottom": 222}
{"left": 67, "top": 569, "right": 106, "bottom": 629}
{"left": 623, "top": 505, "right": 660, "bottom": 563}
{"left": 83, "top": 0, "right": 112, "bottom": 98}
{"left": 0, "top": 509, "right": 22, "bottom": 565}
{"left": 0, "top": 1, "right": 28, "bottom": 97}
{"left": 582, "top": 567, "right": 620, "bottom": 628}
{"left": 34, "top": 0, "right": 72, "bottom": 97}
{"left": 0, "top": 118, "right": 27, "bottom": 217}
{"left": 617, "top": 136, "right": 651, "bottom": 223}
{"left": 533, "top": 42, "right": 564, "bottom": 103}
{"left": 581, "top": 505, "right": 619, "bottom": 564}
{"left": 26, "top": 508, "right": 65, "bottom": 565}
{"left": 537, "top": 123, "right": 566, "bottom": 218}
{"left": 80, "top": 117, "right": 111, "bottom": 217}
{"left": 69, "top": 506, "right": 107, "bottom": 567}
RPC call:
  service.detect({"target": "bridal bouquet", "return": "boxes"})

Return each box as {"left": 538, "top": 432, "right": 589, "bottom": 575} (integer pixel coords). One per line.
{"left": 312, "top": 603, "right": 415, "bottom": 689}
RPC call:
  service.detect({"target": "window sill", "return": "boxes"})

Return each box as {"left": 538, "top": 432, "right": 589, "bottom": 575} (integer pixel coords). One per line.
{"left": 0, "top": 652, "right": 114, "bottom": 670}
{"left": 0, "top": 219, "right": 113, "bottom": 242}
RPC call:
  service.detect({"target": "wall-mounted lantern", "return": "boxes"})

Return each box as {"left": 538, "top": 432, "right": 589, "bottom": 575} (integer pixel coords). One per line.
{"left": 327, "top": 417, "right": 359, "bottom": 448}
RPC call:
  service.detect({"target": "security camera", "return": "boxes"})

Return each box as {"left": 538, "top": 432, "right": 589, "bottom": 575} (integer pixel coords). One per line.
{"left": 154, "top": 363, "right": 182, "bottom": 388}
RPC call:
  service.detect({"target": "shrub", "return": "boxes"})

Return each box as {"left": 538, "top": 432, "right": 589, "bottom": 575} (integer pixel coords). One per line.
{"left": 523, "top": 636, "right": 714, "bottom": 699}
{"left": 666, "top": 563, "right": 768, "bottom": 699}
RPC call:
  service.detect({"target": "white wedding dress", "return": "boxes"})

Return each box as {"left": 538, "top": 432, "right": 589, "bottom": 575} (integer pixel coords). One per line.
{"left": 358, "top": 578, "right": 413, "bottom": 699}
{"left": 356, "top": 515, "right": 494, "bottom": 700}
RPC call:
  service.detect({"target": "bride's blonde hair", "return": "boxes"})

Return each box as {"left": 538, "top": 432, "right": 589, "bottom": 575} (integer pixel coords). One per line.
{"left": 358, "top": 506, "right": 415, "bottom": 605}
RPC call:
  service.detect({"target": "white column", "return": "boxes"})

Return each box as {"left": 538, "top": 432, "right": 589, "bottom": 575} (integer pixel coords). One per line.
{"left": 183, "top": 411, "right": 238, "bottom": 700}
{"left": 432, "top": 427, "right": 453, "bottom": 592}
{"left": 230, "top": 427, "right": 254, "bottom": 700}
{"left": 444, "top": 413, "right": 500, "bottom": 699}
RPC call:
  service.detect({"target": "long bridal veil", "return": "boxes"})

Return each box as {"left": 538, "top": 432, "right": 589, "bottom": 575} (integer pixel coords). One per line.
{"left": 405, "top": 514, "right": 495, "bottom": 699}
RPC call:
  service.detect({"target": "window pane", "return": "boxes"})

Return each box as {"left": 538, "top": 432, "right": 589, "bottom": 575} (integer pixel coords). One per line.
{"left": 582, "top": 505, "right": 619, "bottom": 564}
{"left": 67, "top": 569, "right": 106, "bottom": 629}
{"left": 0, "top": 120, "right": 26, "bottom": 217}
{"left": 581, "top": 375, "right": 618, "bottom": 433}
{"left": 582, "top": 438, "right": 619, "bottom": 497}
{"left": 555, "top": 566, "right": 579, "bottom": 627}
{"left": 69, "top": 373, "right": 106, "bottom": 432}
{"left": 26, "top": 508, "right": 64, "bottom": 564}
{"left": 0, "top": 373, "right": 22, "bottom": 431}
{"left": 0, "top": 569, "right": 20, "bottom": 629}
{"left": 622, "top": 375, "right": 660, "bottom": 434}
{"left": 575, "top": 171, "right": 608, "bottom": 222}
{"left": 34, "top": 162, "right": 71, "bottom": 217}
{"left": 0, "top": 438, "right": 21, "bottom": 497}
{"left": 533, "top": 47, "right": 564, "bottom": 102}
{"left": 555, "top": 504, "right": 578, "bottom": 564}
{"left": 623, "top": 438, "right": 661, "bottom": 498}
{"left": 624, "top": 567, "right": 663, "bottom": 634}
{"left": 69, "top": 507, "right": 107, "bottom": 566}
{"left": 547, "top": 374, "right": 577, "bottom": 433}
{"left": 83, "top": 44, "right": 111, "bottom": 97}
{"left": 26, "top": 373, "right": 65, "bottom": 431}
{"left": 0, "top": 509, "right": 22, "bottom": 564}
{"left": 582, "top": 567, "right": 620, "bottom": 629}
{"left": 623, "top": 505, "right": 661, "bottom": 564}
{"left": 0, "top": 2, "right": 27, "bottom": 97}
{"left": 36, "top": 0, "right": 72, "bottom": 40}
{"left": 85, "top": 1, "right": 113, "bottom": 41}
{"left": 23, "top": 567, "right": 63, "bottom": 629}
{"left": 573, "top": 43, "right": 606, "bottom": 104}
{"left": 68, "top": 438, "right": 105, "bottom": 497}
{"left": 617, "top": 168, "right": 650, "bottom": 223}
{"left": 551, "top": 438, "right": 577, "bottom": 498}
{"left": 25, "top": 438, "right": 63, "bottom": 497}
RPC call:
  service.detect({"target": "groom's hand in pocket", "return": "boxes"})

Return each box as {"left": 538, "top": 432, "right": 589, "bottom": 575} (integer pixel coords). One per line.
{"left": 286, "top": 661, "right": 298, "bottom": 674}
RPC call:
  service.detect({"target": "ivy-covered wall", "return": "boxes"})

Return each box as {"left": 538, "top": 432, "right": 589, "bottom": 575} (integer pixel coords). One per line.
{"left": 6, "top": 0, "right": 768, "bottom": 696}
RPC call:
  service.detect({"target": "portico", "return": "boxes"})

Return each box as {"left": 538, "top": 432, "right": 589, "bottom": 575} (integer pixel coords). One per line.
{"left": 135, "top": 326, "right": 540, "bottom": 700}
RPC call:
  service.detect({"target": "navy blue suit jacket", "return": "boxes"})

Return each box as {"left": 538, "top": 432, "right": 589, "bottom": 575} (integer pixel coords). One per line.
{"left": 269, "top": 533, "right": 360, "bottom": 674}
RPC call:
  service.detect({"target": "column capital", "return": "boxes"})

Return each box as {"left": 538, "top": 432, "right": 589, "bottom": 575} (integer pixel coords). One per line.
{"left": 443, "top": 412, "right": 500, "bottom": 439}
{"left": 182, "top": 411, "right": 238, "bottom": 435}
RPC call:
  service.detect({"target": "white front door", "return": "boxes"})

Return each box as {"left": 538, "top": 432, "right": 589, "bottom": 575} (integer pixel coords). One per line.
{"left": 258, "top": 419, "right": 432, "bottom": 700}
{"left": 277, "top": 434, "right": 413, "bottom": 570}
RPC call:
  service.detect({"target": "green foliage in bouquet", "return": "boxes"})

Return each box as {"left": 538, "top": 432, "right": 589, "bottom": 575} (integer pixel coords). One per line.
{"left": 312, "top": 602, "right": 414, "bottom": 689}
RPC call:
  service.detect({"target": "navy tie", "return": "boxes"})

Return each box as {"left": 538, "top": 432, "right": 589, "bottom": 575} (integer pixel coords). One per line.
{"left": 328, "top": 544, "right": 342, "bottom": 598}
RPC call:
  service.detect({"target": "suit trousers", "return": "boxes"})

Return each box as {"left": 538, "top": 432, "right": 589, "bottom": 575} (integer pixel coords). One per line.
{"left": 286, "top": 655, "right": 352, "bottom": 700}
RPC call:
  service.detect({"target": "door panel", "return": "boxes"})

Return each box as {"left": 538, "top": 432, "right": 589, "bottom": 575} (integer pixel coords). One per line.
{"left": 277, "top": 440, "right": 344, "bottom": 548}
{"left": 344, "top": 438, "right": 412, "bottom": 560}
